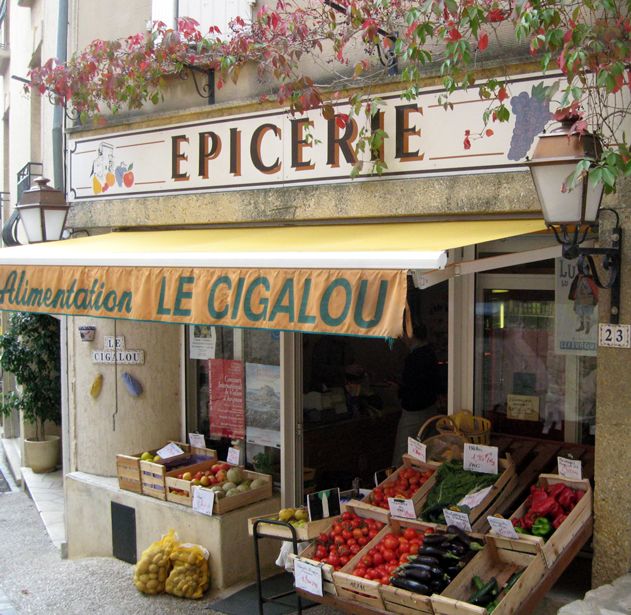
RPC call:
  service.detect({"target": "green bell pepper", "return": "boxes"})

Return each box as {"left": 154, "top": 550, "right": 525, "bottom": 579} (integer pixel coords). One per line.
{"left": 531, "top": 516, "right": 552, "bottom": 538}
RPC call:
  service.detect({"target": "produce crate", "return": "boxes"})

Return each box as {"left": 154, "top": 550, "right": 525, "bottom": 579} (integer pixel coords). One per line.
{"left": 431, "top": 536, "right": 547, "bottom": 615}
{"left": 348, "top": 454, "right": 441, "bottom": 518}
{"left": 491, "top": 474, "right": 592, "bottom": 568}
{"left": 116, "top": 440, "right": 191, "bottom": 494}
{"left": 419, "top": 457, "right": 517, "bottom": 529}
{"left": 247, "top": 514, "right": 333, "bottom": 541}
{"left": 140, "top": 446, "right": 217, "bottom": 500}
{"left": 165, "top": 463, "right": 272, "bottom": 512}
{"left": 291, "top": 542, "right": 338, "bottom": 596}
{"left": 333, "top": 517, "right": 481, "bottom": 613}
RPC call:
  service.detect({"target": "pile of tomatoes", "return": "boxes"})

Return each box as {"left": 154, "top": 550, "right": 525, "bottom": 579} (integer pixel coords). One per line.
{"left": 369, "top": 467, "right": 435, "bottom": 510}
{"left": 351, "top": 526, "right": 433, "bottom": 584}
{"left": 311, "top": 511, "right": 386, "bottom": 571}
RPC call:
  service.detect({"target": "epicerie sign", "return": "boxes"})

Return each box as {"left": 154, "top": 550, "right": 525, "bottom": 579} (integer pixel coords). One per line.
{"left": 92, "top": 336, "right": 145, "bottom": 365}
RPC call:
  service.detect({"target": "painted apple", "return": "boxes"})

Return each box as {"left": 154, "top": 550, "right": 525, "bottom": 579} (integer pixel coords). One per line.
{"left": 123, "top": 168, "right": 134, "bottom": 188}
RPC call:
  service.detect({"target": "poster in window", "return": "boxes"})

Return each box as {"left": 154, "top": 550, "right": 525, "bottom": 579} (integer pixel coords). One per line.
{"left": 245, "top": 363, "right": 281, "bottom": 448}
{"left": 555, "top": 258, "right": 597, "bottom": 356}
{"left": 189, "top": 325, "right": 216, "bottom": 360}
{"left": 209, "top": 359, "right": 245, "bottom": 440}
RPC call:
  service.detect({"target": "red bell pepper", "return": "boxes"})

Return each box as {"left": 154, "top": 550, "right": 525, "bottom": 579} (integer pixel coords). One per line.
{"left": 557, "top": 486, "right": 577, "bottom": 512}
{"left": 530, "top": 494, "right": 562, "bottom": 518}
{"left": 547, "top": 483, "right": 567, "bottom": 499}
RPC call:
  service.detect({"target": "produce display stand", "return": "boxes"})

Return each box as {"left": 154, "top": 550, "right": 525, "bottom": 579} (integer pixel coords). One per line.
{"left": 248, "top": 514, "right": 333, "bottom": 541}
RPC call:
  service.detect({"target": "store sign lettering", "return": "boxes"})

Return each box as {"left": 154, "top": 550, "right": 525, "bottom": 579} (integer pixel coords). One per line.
{"left": 68, "top": 76, "right": 559, "bottom": 201}
{"left": 0, "top": 266, "right": 406, "bottom": 338}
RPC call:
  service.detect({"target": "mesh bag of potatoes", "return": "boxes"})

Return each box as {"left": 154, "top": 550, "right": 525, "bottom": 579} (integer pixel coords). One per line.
{"left": 133, "top": 529, "right": 179, "bottom": 595}
{"left": 165, "top": 543, "right": 210, "bottom": 599}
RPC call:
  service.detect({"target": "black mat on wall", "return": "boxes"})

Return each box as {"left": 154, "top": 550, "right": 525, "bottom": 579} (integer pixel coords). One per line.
{"left": 208, "top": 573, "right": 315, "bottom": 615}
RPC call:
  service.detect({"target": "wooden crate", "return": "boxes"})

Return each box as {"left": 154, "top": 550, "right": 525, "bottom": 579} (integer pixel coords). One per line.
{"left": 248, "top": 513, "right": 333, "bottom": 541}
{"left": 348, "top": 455, "right": 441, "bottom": 518}
{"left": 333, "top": 517, "right": 453, "bottom": 612}
{"left": 290, "top": 543, "right": 338, "bottom": 596}
{"left": 165, "top": 464, "right": 272, "bottom": 512}
{"left": 116, "top": 440, "right": 190, "bottom": 494}
{"left": 491, "top": 474, "right": 592, "bottom": 568}
{"left": 419, "top": 457, "right": 516, "bottom": 528}
{"left": 140, "top": 446, "right": 217, "bottom": 500}
{"left": 431, "top": 536, "right": 547, "bottom": 615}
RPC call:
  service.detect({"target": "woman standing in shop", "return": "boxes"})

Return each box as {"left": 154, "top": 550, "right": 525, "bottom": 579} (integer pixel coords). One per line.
{"left": 391, "top": 321, "right": 440, "bottom": 464}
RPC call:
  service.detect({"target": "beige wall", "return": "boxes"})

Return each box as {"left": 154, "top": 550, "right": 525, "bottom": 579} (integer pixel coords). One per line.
{"left": 68, "top": 317, "right": 183, "bottom": 476}
{"left": 66, "top": 472, "right": 280, "bottom": 588}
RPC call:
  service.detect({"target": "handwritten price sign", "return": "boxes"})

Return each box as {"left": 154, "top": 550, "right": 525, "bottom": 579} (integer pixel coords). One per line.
{"left": 557, "top": 457, "right": 582, "bottom": 480}
{"left": 294, "top": 559, "right": 324, "bottom": 596}
{"left": 388, "top": 498, "right": 417, "bottom": 520}
{"left": 463, "top": 443, "right": 499, "bottom": 475}
{"left": 443, "top": 509, "right": 472, "bottom": 532}
{"left": 407, "top": 438, "right": 427, "bottom": 462}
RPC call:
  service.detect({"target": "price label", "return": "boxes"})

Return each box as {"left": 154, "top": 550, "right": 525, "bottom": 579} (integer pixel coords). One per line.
{"left": 458, "top": 486, "right": 493, "bottom": 510}
{"left": 599, "top": 324, "right": 631, "bottom": 348}
{"left": 294, "top": 559, "right": 323, "bottom": 597}
{"left": 192, "top": 486, "right": 215, "bottom": 516}
{"left": 189, "top": 433, "right": 206, "bottom": 449}
{"left": 487, "top": 516, "right": 519, "bottom": 540}
{"left": 226, "top": 447, "right": 241, "bottom": 466}
{"left": 155, "top": 442, "right": 185, "bottom": 460}
{"left": 443, "top": 509, "right": 472, "bottom": 532}
{"left": 387, "top": 498, "right": 417, "bottom": 520}
{"left": 557, "top": 457, "right": 582, "bottom": 481}
{"left": 463, "top": 443, "right": 499, "bottom": 475}
{"left": 407, "top": 438, "right": 427, "bottom": 463}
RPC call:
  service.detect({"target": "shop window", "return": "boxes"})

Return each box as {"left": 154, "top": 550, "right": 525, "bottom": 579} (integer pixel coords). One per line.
{"left": 189, "top": 326, "right": 280, "bottom": 473}
{"left": 475, "top": 266, "right": 596, "bottom": 445}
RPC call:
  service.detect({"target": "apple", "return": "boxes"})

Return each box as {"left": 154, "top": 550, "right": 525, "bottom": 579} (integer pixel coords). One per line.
{"left": 182, "top": 472, "right": 192, "bottom": 481}
{"left": 215, "top": 470, "right": 227, "bottom": 483}
{"left": 194, "top": 471, "right": 203, "bottom": 481}
{"left": 200, "top": 476, "right": 210, "bottom": 487}
{"left": 219, "top": 463, "right": 231, "bottom": 472}
{"left": 123, "top": 167, "right": 134, "bottom": 188}
{"left": 211, "top": 463, "right": 223, "bottom": 474}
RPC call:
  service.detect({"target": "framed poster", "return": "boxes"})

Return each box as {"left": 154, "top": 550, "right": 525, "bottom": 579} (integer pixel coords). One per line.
{"left": 245, "top": 363, "right": 281, "bottom": 448}
{"left": 209, "top": 359, "right": 245, "bottom": 439}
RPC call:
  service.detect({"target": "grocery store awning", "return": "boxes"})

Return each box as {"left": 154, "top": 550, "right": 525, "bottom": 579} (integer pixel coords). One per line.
{"left": 0, "top": 219, "right": 546, "bottom": 337}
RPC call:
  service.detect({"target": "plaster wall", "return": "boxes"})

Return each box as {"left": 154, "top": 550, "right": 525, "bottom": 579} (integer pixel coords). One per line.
{"left": 65, "top": 472, "right": 281, "bottom": 588}
{"left": 68, "top": 317, "right": 183, "bottom": 476}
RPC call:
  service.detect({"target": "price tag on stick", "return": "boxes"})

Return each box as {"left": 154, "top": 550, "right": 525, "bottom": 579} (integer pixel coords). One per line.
{"left": 407, "top": 438, "right": 427, "bottom": 462}
{"left": 487, "top": 516, "right": 519, "bottom": 540}
{"left": 557, "top": 457, "right": 582, "bottom": 480}
{"left": 388, "top": 498, "right": 417, "bottom": 520}
{"left": 189, "top": 433, "right": 206, "bottom": 449}
{"left": 226, "top": 447, "right": 241, "bottom": 465}
{"left": 192, "top": 486, "right": 215, "bottom": 516}
{"left": 294, "top": 559, "right": 324, "bottom": 597}
{"left": 463, "top": 443, "right": 499, "bottom": 475}
{"left": 443, "top": 509, "right": 472, "bottom": 532}
{"left": 156, "top": 442, "right": 185, "bottom": 460}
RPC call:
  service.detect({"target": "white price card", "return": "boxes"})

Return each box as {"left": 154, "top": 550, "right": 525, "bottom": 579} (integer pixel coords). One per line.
{"left": 407, "top": 438, "right": 427, "bottom": 462}
{"left": 156, "top": 442, "right": 185, "bottom": 460}
{"left": 557, "top": 457, "right": 582, "bottom": 481}
{"left": 192, "top": 486, "right": 215, "bottom": 516}
{"left": 388, "top": 498, "right": 417, "bottom": 520}
{"left": 599, "top": 323, "right": 631, "bottom": 348}
{"left": 458, "top": 486, "right": 493, "bottom": 510}
{"left": 226, "top": 447, "right": 241, "bottom": 466}
{"left": 487, "top": 516, "right": 519, "bottom": 540}
{"left": 294, "top": 558, "right": 323, "bottom": 597}
{"left": 189, "top": 433, "right": 206, "bottom": 449}
{"left": 463, "top": 443, "right": 499, "bottom": 475}
{"left": 443, "top": 509, "right": 472, "bottom": 532}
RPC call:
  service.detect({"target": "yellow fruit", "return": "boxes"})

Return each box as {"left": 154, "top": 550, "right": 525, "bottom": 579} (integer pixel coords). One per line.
{"left": 278, "top": 508, "right": 295, "bottom": 522}
{"left": 92, "top": 175, "right": 102, "bottom": 194}
{"left": 182, "top": 472, "right": 192, "bottom": 481}
{"left": 294, "top": 508, "right": 309, "bottom": 521}
{"left": 153, "top": 455, "right": 161, "bottom": 463}
{"left": 140, "top": 452, "right": 153, "bottom": 461}
{"left": 89, "top": 374, "right": 103, "bottom": 399}
{"left": 105, "top": 172, "right": 115, "bottom": 187}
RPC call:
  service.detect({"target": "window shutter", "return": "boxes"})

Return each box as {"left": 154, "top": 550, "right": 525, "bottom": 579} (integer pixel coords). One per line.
{"left": 177, "top": 0, "right": 255, "bottom": 36}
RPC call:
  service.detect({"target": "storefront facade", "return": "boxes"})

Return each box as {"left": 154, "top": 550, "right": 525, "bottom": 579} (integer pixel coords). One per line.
{"left": 1, "top": 0, "right": 631, "bottom": 594}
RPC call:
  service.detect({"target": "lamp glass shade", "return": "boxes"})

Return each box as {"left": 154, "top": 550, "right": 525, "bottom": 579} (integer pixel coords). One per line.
{"left": 43, "top": 207, "right": 69, "bottom": 242}
{"left": 17, "top": 205, "right": 45, "bottom": 243}
{"left": 530, "top": 162, "right": 604, "bottom": 225}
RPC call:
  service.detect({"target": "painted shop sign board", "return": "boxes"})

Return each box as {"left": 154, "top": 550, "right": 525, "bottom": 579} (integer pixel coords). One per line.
{"left": 67, "top": 74, "right": 559, "bottom": 201}
{"left": 92, "top": 335, "right": 145, "bottom": 364}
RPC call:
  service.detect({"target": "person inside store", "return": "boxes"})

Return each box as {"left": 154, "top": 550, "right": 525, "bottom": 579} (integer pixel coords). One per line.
{"left": 391, "top": 320, "right": 441, "bottom": 464}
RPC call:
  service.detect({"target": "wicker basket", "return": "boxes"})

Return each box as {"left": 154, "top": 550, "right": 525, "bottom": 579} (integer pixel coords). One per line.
{"left": 417, "top": 415, "right": 467, "bottom": 462}
{"left": 438, "top": 410, "right": 491, "bottom": 445}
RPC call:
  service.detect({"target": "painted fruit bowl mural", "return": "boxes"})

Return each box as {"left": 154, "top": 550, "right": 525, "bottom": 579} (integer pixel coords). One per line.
{"left": 90, "top": 141, "right": 135, "bottom": 194}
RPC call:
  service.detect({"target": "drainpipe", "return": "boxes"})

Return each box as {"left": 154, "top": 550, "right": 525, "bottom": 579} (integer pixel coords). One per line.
{"left": 52, "top": 0, "right": 68, "bottom": 191}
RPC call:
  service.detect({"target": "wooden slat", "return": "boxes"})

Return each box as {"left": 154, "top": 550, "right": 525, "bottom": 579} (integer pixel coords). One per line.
{"left": 502, "top": 439, "right": 537, "bottom": 471}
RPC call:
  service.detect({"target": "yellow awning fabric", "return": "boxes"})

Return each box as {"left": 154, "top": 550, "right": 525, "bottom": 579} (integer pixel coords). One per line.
{"left": 0, "top": 219, "right": 546, "bottom": 337}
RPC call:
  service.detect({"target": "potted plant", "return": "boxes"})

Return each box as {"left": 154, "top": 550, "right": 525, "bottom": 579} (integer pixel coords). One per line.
{"left": 0, "top": 312, "right": 61, "bottom": 472}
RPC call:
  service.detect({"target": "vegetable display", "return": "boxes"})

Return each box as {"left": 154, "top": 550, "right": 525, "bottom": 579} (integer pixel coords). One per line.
{"left": 467, "top": 570, "right": 523, "bottom": 612}
{"left": 367, "top": 466, "right": 434, "bottom": 510}
{"left": 512, "top": 482, "right": 585, "bottom": 538}
{"left": 420, "top": 461, "right": 499, "bottom": 524}
{"left": 311, "top": 511, "right": 385, "bottom": 570}
{"left": 351, "top": 524, "right": 483, "bottom": 593}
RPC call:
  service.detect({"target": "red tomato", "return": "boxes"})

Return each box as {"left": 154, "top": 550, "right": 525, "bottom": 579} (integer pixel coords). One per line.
{"left": 365, "top": 569, "right": 377, "bottom": 580}
{"left": 332, "top": 524, "right": 343, "bottom": 536}
{"left": 351, "top": 519, "right": 362, "bottom": 529}
{"left": 409, "top": 543, "right": 420, "bottom": 555}
{"left": 342, "top": 530, "right": 353, "bottom": 541}
{"left": 357, "top": 537, "right": 368, "bottom": 546}
{"left": 383, "top": 535, "right": 399, "bottom": 551}
{"left": 352, "top": 528, "right": 363, "bottom": 540}
{"left": 316, "top": 545, "right": 327, "bottom": 559}
{"left": 340, "top": 555, "right": 350, "bottom": 566}
{"left": 317, "top": 533, "right": 329, "bottom": 544}
{"left": 368, "top": 529, "right": 378, "bottom": 539}
{"left": 334, "top": 535, "right": 345, "bottom": 545}
{"left": 350, "top": 544, "right": 361, "bottom": 555}
{"left": 399, "top": 553, "right": 410, "bottom": 564}
{"left": 328, "top": 554, "right": 340, "bottom": 567}
{"left": 346, "top": 538, "right": 357, "bottom": 547}
{"left": 341, "top": 511, "right": 353, "bottom": 521}
{"left": 403, "top": 528, "right": 417, "bottom": 541}
{"left": 372, "top": 552, "right": 384, "bottom": 566}
{"left": 382, "top": 549, "right": 396, "bottom": 562}
{"left": 361, "top": 555, "right": 373, "bottom": 567}
{"left": 354, "top": 566, "right": 366, "bottom": 578}
{"left": 399, "top": 543, "right": 410, "bottom": 554}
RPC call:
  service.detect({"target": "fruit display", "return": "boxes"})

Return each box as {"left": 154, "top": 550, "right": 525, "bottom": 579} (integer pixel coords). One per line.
{"left": 133, "top": 529, "right": 179, "bottom": 595}
{"left": 169, "top": 463, "right": 268, "bottom": 497}
{"left": 512, "top": 482, "right": 585, "bottom": 538}
{"left": 141, "top": 451, "right": 162, "bottom": 463}
{"left": 271, "top": 507, "right": 310, "bottom": 527}
{"left": 311, "top": 511, "right": 386, "bottom": 570}
{"left": 165, "top": 543, "right": 210, "bottom": 599}
{"left": 367, "top": 465, "right": 435, "bottom": 510}
{"left": 351, "top": 524, "right": 483, "bottom": 592}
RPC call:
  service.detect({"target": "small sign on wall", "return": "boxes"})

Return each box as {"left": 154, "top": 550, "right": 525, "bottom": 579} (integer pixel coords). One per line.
{"left": 92, "top": 336, "right": 145, "bottom": 365}
{"left": 507, "top": 394, "right": 540, "bottom": 421}
{"left": 598, "top": 324, "right": 631, "bottom": 348}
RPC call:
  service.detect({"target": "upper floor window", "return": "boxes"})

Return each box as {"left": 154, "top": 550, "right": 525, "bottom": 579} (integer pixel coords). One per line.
{"left": 151, "top": 0, "right": 256, "bottom": 36}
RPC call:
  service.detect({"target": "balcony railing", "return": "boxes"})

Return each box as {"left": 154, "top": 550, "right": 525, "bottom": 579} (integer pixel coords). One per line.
{"left": 17, "top": 162, "right": 43, "bottom": 203}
